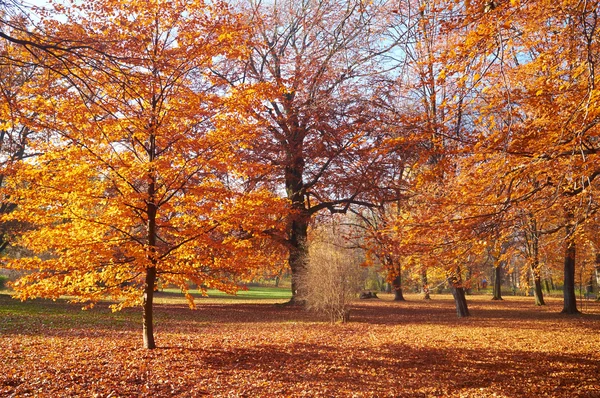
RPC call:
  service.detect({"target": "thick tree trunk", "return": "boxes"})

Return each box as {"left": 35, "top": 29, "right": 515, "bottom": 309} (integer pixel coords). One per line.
{"left": 448, "top": 271, "right": 470, "bottom": 317}
{"left": 284, "top": 134, "right": 309, "bottom": 305}
{"left": 287, "top": 214, "right": 309, "bottom": 305}
{"left": 449, "top": 281, "right": 470, "bottom": 317}
{"left": 143, "top": 266, "right": 157, "bottom": 349}
{"left": 392, "top": 273, "right": 405, "bottom": 301}
{"left": 492, "top": 261, "right": 503, "bottom": 300}
{"left": 561, "top": 224, "right": 580, "bottom": 314}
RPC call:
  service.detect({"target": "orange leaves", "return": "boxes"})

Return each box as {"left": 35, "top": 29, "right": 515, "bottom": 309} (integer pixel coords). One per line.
{"left": 1, "top": 296, "right": 599, "bottom": 396}
{"left": 3, "top": 0, "right": 287, "bottom": 316}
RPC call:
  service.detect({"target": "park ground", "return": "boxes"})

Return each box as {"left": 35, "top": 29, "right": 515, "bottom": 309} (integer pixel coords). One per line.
{"left": 1, "top": 289, "right": 599, "bottom": 397}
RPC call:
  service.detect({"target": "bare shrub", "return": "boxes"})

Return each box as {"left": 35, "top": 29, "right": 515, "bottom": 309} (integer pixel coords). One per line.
{"left": 298, "top": 239, "right": 364, "bottom": 323}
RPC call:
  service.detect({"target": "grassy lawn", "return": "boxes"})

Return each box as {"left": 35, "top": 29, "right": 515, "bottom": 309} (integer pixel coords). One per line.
{"left": 1, "top": 291, "right": 599, "bottom": 397}
{"left": 155, "top": 285, "right": 293, "bottom": 304}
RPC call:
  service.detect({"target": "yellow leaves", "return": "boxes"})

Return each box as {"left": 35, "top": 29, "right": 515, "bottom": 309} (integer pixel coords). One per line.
{"left": 437, "top": 69, "right": 447, "bottom": 83}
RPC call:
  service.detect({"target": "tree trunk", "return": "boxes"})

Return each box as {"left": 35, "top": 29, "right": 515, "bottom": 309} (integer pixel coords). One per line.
{"left": 531, "top": 233, "right": 545, "bottom": 306}
{"left": 595, "top": 254, "right": 600, "bottom": 301}
{"left": 449, "top": 279, "right": 470, "bottom": 317}
{"left": 544, "top": 279, "right": 551, "bottom": 294}
{"left": 533, "top": 277, "right": 545, "bottom": 306}
{"left": 561, "top": 223, "right": 580, "bottom": 314}
{"left": 144, "top": 155, "right": 158, "bottom": 349}
{"left": 422, "top": 269, "right": 431, "bottom": 300}
{"left": 392, "top": 273, "right": 405, "bottom": 301}
{"left": 448, "top": 270, "right": 470, "bottom": 317}
{"left": 390, "top": 259, "right": 405, "bottom": 301}
{"left": 464, "top": 267, "right": 472, "bottom": 295}
{"left": 492, "top": 261, "right": 503, "bottom": 300}
{"left": 284, "top": 133, "right": 309, "bottom": 305}
{"left": 531, "top": 247, "right": 545, "bottom": 304}
{"left": 143, "top": 266, "right": 157, "bottom": 349}
{"left": 287, "top": 214, "right": 309, "bottom": 305}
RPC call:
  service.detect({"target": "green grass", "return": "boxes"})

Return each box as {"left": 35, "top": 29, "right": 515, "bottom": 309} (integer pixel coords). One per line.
{"left": 157, "top": 285, "right": 292, "bottom": 301}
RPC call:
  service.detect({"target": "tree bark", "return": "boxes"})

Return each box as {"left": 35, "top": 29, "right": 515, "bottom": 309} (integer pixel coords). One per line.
{"left": 422, "top": 269, "right": 431, "bottom": 300}
{"left": 533, "top": 276, "right": 545, "bottom": 306}
{"left": 465, "top": 267, "right": 472, "bottom": 295}
{"left": 531, "top": 232, "right": 545, "bottom": 306}
{"left": 448, "top": 271, "right": 470, "bottom": 317}
{"left": 392, "top": 273, "right": 405, "bottom": 301}
{"left": 595, "top": 254, "right": 600, "bottom": 301}
{"left": 561, "top": 222, "right": 580, "bottom": 314}
{"left": 492, "top": 261, "right": 503, "bottom": 300}
{"left": 144, "top": 145, "right": 158, "bottom": 349}
{"left": 287, "top": 213, "right": 309, "bottom": 305}
{"left": 143, "top": 266, "right": 157, "bottom": 349}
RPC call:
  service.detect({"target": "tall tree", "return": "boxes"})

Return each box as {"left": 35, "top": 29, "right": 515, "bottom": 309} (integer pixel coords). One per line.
{"left": 221, "top": 0, "right": 403, "bottom": 303}
{"left": 5, "top": 0, "right": 284, "bottom": 349}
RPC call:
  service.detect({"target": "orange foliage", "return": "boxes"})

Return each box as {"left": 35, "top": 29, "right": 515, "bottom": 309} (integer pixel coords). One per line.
{"left": 2, "top": 0, "right": 286, "bottom": 347}
{"left": 1, "top": 295, "right": 599, "bottom": 397}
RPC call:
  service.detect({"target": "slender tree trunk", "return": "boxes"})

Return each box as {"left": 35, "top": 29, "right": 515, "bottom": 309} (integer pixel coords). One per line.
{"left": 533, "top": 276, "right": 545, "bottom": 306}
{"left": 561, "top": 222, "right": 580, "bottom": 314}
{"left": 143, "top": 266, "right": 157, "bottom": 349}
{"left": 448, "top": 270, "right": 470, "bottom": 317}
{"left": 595, "top": 254, "right": 600, "bottom": 301}
{"left": 492, "top": 261, "right": 503, "bottom": 300}
{"left": 465, "top": 267, "right": 472, "bottom": 295}
{"left": 422, "top": 269, "right": 431, "bottom": 300}
{"left": 143, "top": 186, "right": 158, "bottom": 348}
{"left": 531, "top": 258, "right": 546, "bottom": 305}
{"left": 531, "top": 232, "right": 545, "bottom": 306}
{"left": 144, "top": 141, "right": 158, "bottom": 349}
{"left": 544, "top": 279, "right": 551, "bottom": 294}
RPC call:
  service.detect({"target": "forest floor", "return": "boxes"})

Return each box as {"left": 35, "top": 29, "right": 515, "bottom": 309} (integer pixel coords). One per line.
{"left": 0, "top": 291, "right": 599, "bottom": 397}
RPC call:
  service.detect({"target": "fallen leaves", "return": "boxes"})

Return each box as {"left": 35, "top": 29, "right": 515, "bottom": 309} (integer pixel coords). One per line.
{"left": 1, "top": 294, "right": 599, "bottom": 397}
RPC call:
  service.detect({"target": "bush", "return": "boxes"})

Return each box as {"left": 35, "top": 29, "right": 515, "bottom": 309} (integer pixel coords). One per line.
{"left": 297, "top": 240, "right": 364, "bottom": 323}
{"left": 0, "top": 275, "right": 8, "bottom": 290}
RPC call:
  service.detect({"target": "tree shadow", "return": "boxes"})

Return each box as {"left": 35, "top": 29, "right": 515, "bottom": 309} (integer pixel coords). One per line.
{"left": 154, "top": 341, "right": 600, "bottom": 397}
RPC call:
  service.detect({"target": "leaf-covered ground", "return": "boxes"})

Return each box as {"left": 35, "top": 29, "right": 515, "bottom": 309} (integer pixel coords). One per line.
{"left": 1, "top": 293, "right": 599, "bottom": 397}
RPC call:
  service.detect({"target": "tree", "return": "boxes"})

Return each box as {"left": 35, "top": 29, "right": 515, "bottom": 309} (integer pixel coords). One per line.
{"left": 0, "top": 36, "right": 39, "bottom": 253}
{"left": 220, "top": 0, "right": 403, "bottom": 303}
{"left": 5, "top": 0, "right": 284, "bottom": 349}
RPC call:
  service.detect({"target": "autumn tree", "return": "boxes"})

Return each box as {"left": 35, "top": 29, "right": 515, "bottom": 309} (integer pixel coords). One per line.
{"left": 4, "top": 0, "right": 284, "bottom": 349}
{"left": 219, "top": 0, "right": 404, "bottom": 303}
{"left": 0, "top": 37, "right": 40, "bottom": 253}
